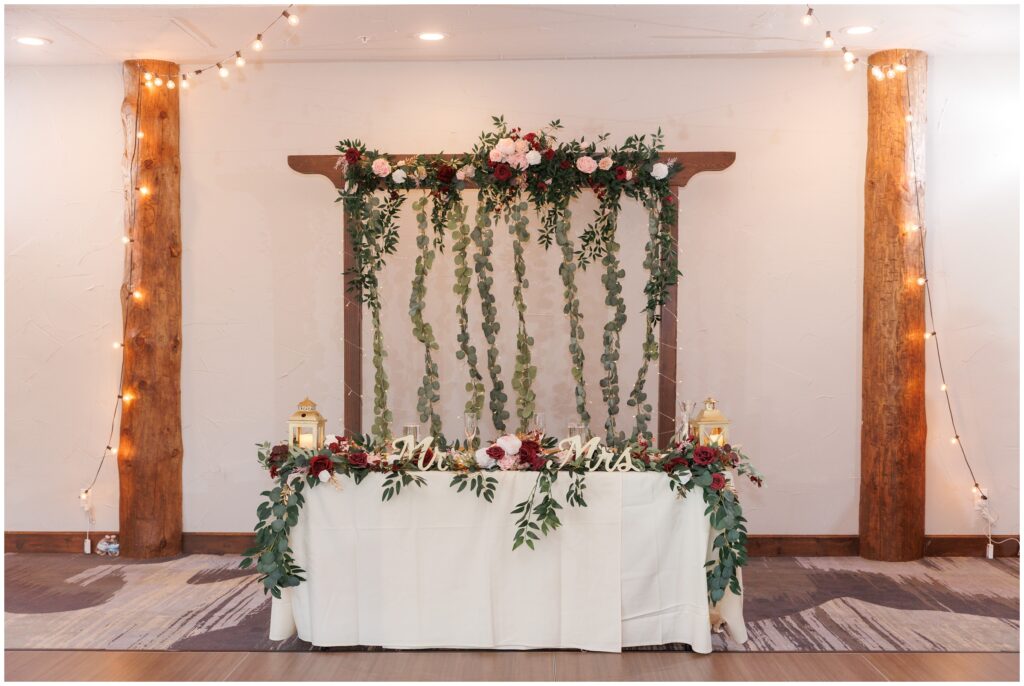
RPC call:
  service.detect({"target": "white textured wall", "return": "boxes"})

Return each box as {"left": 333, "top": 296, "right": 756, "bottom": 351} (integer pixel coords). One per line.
{"left": 4, "top": 55, "right": 1018, "bottom": 536}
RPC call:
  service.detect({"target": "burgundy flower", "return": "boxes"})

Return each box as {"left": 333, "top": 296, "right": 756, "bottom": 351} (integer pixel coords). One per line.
{"left": 270, "top": 444, "right": 289, "bottom": 459}
{"left": 663, "top": 194, "right": 676, "bottom": 206}
{"left": 328, "top": 442, "right": 342, "bottom": 453}
{"left": 486, "top": 444, "right": 505, "bottom": 459}
{"left": 523, "top": 132, "right": 537, "bottom": 143}
{"left": 692, "top": 445, "right": 717, "bottom": 467}
{"left": 309, "top": 454, "right": 334, "bottom": 478}
{"left": 436, "top": 164, "right": 456, "bottom": 184}
{"left": 344, "top": 147, "right": 361, "bottom": 164}
{"left": 559, "top": 159, "right": 571, "bottom": 170}
{"left": 493, "top": 163, "right": 512, "bottom": 182}
{"left": 662, "top": 456, "right": 688, "bottom": 473}
{"left": 536, "top": 181, "right": 548, "bottom": 192}
{"left": 269, "top": 465, "right": 279, "bottom": 479}
{"left": 710, "top": 472, "right": 727, "bottom": 491}
{"left": 544, "top": 149, "right": 555, "bottom": 161}
{"left": 614, "top": 165, "right": 629, "bottom": 181}
{"left": 347, "top": 451, "right": 369, "bottom": 469}
{"left": 519, "top": 439, "right": 545, "bottom": 469}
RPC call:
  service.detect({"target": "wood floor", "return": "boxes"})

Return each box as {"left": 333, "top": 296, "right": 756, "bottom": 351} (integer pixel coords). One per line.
{"left": 3, "top": 650, "right": 1019, "bottom": 681}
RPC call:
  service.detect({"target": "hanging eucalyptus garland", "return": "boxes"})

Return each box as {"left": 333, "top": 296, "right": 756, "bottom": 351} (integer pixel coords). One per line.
{"left": 599, "top": 234, "right": 628, "bottom": 446}
{"left": 627, "top": 198, "right": 664, "bottom": 439}
{"left": 410, "top": 196, "right": 443, "bottom": 436}
{"left": 549, "top": 205, "right": 591, "bottom": 428}
{"left": 471, "top": 201, "right": 510, "bottom": 431}
{"left": 507, "top": 200, "right": 537, "bottom": 431}
{"left": 450, "top": 203, "right": 486, "bottom": 431}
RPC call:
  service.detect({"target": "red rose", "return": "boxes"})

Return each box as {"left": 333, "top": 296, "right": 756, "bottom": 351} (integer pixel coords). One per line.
{"left": 486, "top": 444, "right": 505, "bottom": 459}
{"left": 344, "top": 147, "right": 361, "bottom": 164}
{"left": 537, "top": 181, "right": 547, "bottom": 192}
{"left": 710, "top": 472, "right": 727, "bottom": 491}
{"left": 663, "top": 194, "right": 676, "bottom": 206}
{"left": 328, "top": 442, "right": 341, "bottom": 453}
{"left": 662, "top": 456, "right": 688, "bottom": 473}
{"left": 437, "top": 164, "right": 456, "bottom": 184}
{"left": 692, "top": 446, "right": 716, "bottom": 466}
{"left": 559, "top": 159, "right": 571, "bottom": 170}
{"left": 270, "top": 444, "right": 289, "bottom": 459}
{"left": 347, "top": 451, "right": 369, "bottom": 468}
{"left": 614, "top": 165, "right": 629, "bottom": 181}
{"left": 523, "top": 132, "right": 536, "bottom": 143}
{"left": 269, "top": 465, "right": 279, "bottom": 479}
{"left": 543, "top": 149, "right": 555, "bottom": 161}
{"left": 493, "top": 163, "right": 512, "bottom": 182}
{"left": 309, "top": 454, "right": 334, "bottom": 478}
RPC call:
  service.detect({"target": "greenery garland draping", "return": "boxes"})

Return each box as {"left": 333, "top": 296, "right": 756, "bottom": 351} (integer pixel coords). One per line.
{"left": 245, "top": 433, "right": 763, "bottom": 604}
{"left": 335, "top": 120, "right": 681, "bottom": 444}
{"left": 450, "top": 203, "right": 486, "bottom": 432}
{"left": 410, "top": 196, "right": 443, "bottom": 436}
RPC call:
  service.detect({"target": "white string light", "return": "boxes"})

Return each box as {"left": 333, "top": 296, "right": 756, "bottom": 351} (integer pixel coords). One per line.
{"left": 143, "top": 5, "right": 298, "bottom": 90}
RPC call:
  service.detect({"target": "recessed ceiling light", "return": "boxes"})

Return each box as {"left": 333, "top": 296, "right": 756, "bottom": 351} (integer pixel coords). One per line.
{"left": 418, "top": 32, "right": 446, "bottom": 41}
{"left": 843, "top": 26, "right": 876, "bottom": 35}
{"left": 15, "top": 36, "right": 52, "bottom": 46}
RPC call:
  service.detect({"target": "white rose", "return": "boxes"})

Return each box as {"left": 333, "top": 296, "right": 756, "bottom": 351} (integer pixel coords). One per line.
{"left": 318, "top": 470, "right": 332, "bottom": 483}
{"left": 496, "top": 137, "right": 516, "bottom": 157}
{"left": 391, "top": 169, "right": 407, "bottom": 184}
{"left": 598, "top": 156, "right": 614, "bottom": 171}
{"left": 489, "top": 148, "right": 503, "bottom": 163}
{"left": 651, "top": 162, "right": 669, "bottom": 180}
{"left": 475, "top": 448, "right": 496, "bottom": 469}
{"left": 496, "top": 434, "right": 522, "bottom": 456}
{"left": 514, "top": 138, "right": 530, "bottom": 154}
{"left": 456, "top": 169, "right": 465, "bottom": 181}
{"left": 462, "top": 165, "right": 476, "bottom": 179}
{"left": 525, "top": 149, "right": 542, "bottom": 166}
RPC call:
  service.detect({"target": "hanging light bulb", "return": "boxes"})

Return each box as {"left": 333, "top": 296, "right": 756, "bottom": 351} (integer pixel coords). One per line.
{"left": 895, "top": 63, "right": 908, "bottom": 73}
{"left": 235, "top": 51, "right": 246, "bottom": 67}
{"left": 916, "top": 277, "right": 926, "bottom": 286}
{"left": 153, "top": 76, "right": 163, "bottom": 87}
{"left": 284, "top": 10, "right": 299, "bottom": 26}
{"left": 143, "top": 72, "right": 153, "bottom": 81}
{"left": 136, "top": 131, "right": 144, "bottom": 139}
{"left": 801, "top": 7, "right": 814, "bottom": 26}
{"left": 941, "top": 383, "right": 948, "bottom": 392}
{"left": 905, "top": 113, "right": 914, "bottom": 122}
{"left": 132, "top": 289, "right": 143, "bottom": 300}
{"left": 121, "top": 391, "right": 135, "bottom": 403}
{"left": 167, "top": 79, "right": 176, "bottom": 89}
{"left": 138, "top": 185, "right": 150, "bottom": 196}
{"left": 252, "top": 34, "right": 264, "bottom": 51}
{"left": 842, "top": 47, "right": 855, "bottom": 63}
{"left": 906, "top": 222, "right": 920, "bottom": 232}
{"left": 113, "top": 341, "right": 123, "bottom": 349}
{"left": 218, "top": 63, "right": 229, "bottom": 78}
{"left": 924, "top": 331, "right": 935, "bottom": 340}
{"left": 823, "top": 30, "right": 834, "bottom": 48}
{"left": 180, "top": 74, "right": 190, "bottom": 89}
{"left": 122, "top": 236, "right": 131, "bottom": 244}
{"left": 887, "top": 67, "right": 897, "bottom": 79}
{"left": 844, "top": 58, "right": 857, "bottom": 72}
{"left": 951, "top": 435, "right": 959, "bottom": 444}
{"left": 871, "top": 65, "right": 885, "bottom": 80}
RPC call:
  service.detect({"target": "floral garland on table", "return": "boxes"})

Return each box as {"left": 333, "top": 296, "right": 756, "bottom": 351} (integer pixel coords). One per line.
{"left": 244, "top": 432, "right": 762, "bottom": 606}
{"left": 334, "top": 118, "right": 682, "bottom": 444}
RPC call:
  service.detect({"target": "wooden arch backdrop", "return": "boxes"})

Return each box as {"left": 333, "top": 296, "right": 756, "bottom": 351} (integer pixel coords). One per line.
{"left": 287, "top": 151, "right": 736, "bottom": 448}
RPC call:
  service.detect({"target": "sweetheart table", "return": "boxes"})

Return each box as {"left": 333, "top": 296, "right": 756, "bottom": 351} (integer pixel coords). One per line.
{"left": 268, "top": 471, "right": 747, "bottom": 653}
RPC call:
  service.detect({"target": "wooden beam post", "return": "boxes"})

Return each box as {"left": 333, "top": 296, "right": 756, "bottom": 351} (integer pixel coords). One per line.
{"left": 860, "top": 49, "right": 927, "bottom": 561}
{"left": 118, "top": 60, "right": 183, "bottom": 558}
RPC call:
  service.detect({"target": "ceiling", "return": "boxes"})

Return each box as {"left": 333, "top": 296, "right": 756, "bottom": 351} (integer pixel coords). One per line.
{"left": 5, "top": 3, "right": 1019, "bottom": 67}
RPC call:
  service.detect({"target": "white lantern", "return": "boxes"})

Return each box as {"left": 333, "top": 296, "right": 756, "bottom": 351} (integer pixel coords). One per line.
{"left": 288, "top": 397, "right": 326, "bottom": 450}
{"left": 693, "top": 397, "right": 730, "bottom": 448}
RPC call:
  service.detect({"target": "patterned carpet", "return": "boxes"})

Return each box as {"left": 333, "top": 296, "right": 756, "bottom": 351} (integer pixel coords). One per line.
{"left": 3, "top": 553, "right": 1018, "bottom": 652}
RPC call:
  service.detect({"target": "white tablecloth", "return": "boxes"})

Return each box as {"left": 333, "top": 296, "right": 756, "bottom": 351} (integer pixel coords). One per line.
{"left": 269, "top": 472, "right": 746, "bottom": 653}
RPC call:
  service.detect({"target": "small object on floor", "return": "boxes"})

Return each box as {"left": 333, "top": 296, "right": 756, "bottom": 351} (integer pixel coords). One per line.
{"left": 94, "top": 536, "right": 110, "bottom": 556}
{"left": 107, "top": 535, "right": 120, "bottom": 557}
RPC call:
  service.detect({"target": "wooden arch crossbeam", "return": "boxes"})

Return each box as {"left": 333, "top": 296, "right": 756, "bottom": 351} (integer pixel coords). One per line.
{"left": 288, "top": 151, "right": 736, "bottom": 447}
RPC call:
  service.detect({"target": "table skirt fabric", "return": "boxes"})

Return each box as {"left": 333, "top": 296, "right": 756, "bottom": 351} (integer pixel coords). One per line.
{"left": 269, "top": 472, "right": 746, "bottom": 653}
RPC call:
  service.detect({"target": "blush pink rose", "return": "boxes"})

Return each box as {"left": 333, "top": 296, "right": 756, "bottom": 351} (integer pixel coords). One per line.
{"left": 497, "top": 453, "right": 520, "bottom": 471}
{"left": 496, "top": 138, "right": 516, "bottom": 157}
{"left": 598, "top": 156, "right": 614, "bottom": 171}
{"left": 509, "top": 153, "right": 530, "bottom": 171}
{"left": 488, "top": 148, "right": 503, "bottom": 163}
{"left": 576, "top": 156, "right": 598, "bottom": 174}
{"left": 514, "top": 138, "right": 530, "bottom": 154}
{"left": 371, "top": 158, "right": 391, "bottom": 177}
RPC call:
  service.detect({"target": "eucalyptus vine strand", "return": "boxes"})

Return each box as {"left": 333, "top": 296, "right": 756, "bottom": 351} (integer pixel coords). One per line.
{"left": 471, "top": 201, "right": 510, "bottom": 431}
{"left": 450, "top": 203, "right": 486, "bottom": 427}
{"left": 550, "top": 205, "right": 591, "bottom": 428}
{"left": 507, "top": 201, "right": 537, "bottom": 432}
{"left": 410, "top": 196, "right": 443, "bottom": 436}
{"left": 628, "top": 199, "right": 664, "bottom": 440}
{"left": 600, "top": 232, "right": 627, "bottom": 447}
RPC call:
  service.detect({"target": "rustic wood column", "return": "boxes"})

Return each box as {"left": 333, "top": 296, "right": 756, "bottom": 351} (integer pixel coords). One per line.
{"left": 860, "top": 49, "right": 927, "bottom": 561}
{"left": 118, "top": 60, "right": 183, "bottom": 558}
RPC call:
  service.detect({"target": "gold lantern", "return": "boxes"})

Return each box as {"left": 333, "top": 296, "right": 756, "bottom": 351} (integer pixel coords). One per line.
{"left": 289, "top": 397, "right": 326, "bottom": 450}
{"left": 693, "top": 397, "right": 730, "bottom": 448}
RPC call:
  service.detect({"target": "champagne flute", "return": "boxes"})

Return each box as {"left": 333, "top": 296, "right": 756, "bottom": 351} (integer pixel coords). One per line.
{"left": 533, "top": 412, "right": 546, "bottom": 437}
{"left": 464, "top": 414, "right": 478, "bottom": 449}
